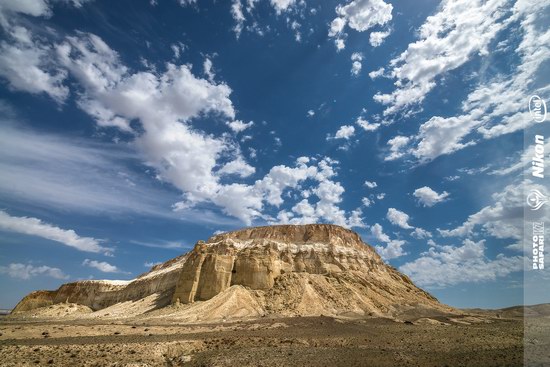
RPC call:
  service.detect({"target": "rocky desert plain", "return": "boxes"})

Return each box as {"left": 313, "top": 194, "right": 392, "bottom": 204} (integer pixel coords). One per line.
{"left": 1, "top": 224, "right": 548, "bottom": 366}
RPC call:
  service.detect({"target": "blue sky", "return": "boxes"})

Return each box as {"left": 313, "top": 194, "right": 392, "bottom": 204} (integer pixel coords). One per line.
{"left": 0, "top": 0, "right": 548, "bottom": 310}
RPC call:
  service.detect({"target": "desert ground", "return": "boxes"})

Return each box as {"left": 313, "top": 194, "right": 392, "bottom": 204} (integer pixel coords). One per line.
{"left": 2, "top": 309, "right": 548, "bottom": 367}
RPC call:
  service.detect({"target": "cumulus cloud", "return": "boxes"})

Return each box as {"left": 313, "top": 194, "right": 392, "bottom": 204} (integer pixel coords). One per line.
{"left": 83, "top": 259, "right": 127, "bottom": 273}
{"left": 413, "top": 186, "right": 449, "bottom": 207}
{"left": 371, "top": 223, "right": 406, "bottom": 260}
{"left": 386, "top": 208, "right": 413, "bottom": 229}
{"left": 203, "top": 57, "right": 215, "bottom": 81}
{"left": 400, "top": 239, "right": 522, "bottom": 287}
{"left": 328, "top": 125, "right": 355, "bottom": 140}
{"left": 374, "top": 0, "right": 514, "bottom": 116}
{"left": 0, "top": 263, "right": 69, "bottom": 280}
{"left": 272, "top": 158, "right": 366, "bottom": 229}
{"left": 364, "top": 180, "right": 377, "bottom": 189}
{"left": 218, "top": 157, "right": 256, "bottom": 178}
{"left": 0, "top": 38, "right": 69, "bottom": 102}
{"left": 368, "top": 67, "right": 384, "bottom": 79}
{"left": 0, "top": 0, "right": 96, "bottom": 102}
{"left": 355, "top": 117, "right": 380, "bottom": 132}
{"left": 329, "top": 0, "right": 393, "bottom": 50}
{"left": 270, "top": 0, "right": 296, "bottom": 14}
{"left": 369, "top": 30, "right": 390, "bottom": 47}
{"left": 350, "top": 52, "right": 363, "bottom": 76}
{"left": 410, "top": 227, "right": 432, "bottom": 239}
{"left": 0, "top": 210, "right": 109, "bottom": 254}
{"left": 0, "top": 0, "right": 51, "bottom": 28}
{"left": 385, "top": 135, "right": 410, "bottom": 161}
{"left": 227, "top": 120, "right": 254, "bottom": 133}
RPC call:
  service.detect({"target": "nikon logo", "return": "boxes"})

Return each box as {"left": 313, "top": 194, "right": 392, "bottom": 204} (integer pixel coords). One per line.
{"left": 533, "top": 135, "right": 544, "bottom": 179}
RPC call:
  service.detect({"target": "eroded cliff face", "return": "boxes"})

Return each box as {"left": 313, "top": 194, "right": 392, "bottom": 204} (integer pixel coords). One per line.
{"left": 12, "top": 254, "right": 189, "bottom": 313}
{"left": 172, "top": 224, "right": 383, "bottom": 304}
{"left": 169, "top": 224, "right": 441, "bottom": 318}
{"left": 12, "top": 224, "right": 447, "bottom": 320}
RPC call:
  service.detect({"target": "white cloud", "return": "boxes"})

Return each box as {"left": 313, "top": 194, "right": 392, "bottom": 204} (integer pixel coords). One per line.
{"left": 374, "top": 0, "right": 514, "bottom": 116}
{"left": 218, "top": 157, "right": 256, "bottom": 177}
{"left": 445, "top": 175, "right": 460, "bottom": 181}
{"left": 410, "top": 227, "right": 432, "bottom": 239}
{"left": 351, "top": 61, "right": 362, "bottom": 76}
{"left": 131, "top": 239, "right": 188, "bottom": 250}
{"left": 413, "top": 186, "right": 449, "bottom": 207}
{"left": 334, "top": 38, "right": 345, "bottom": 51}
{"left": 369, "top": 30, "right": 390, "bottom": 47}
{"left": 83, "top": 259, "right": 126, "bottom": 273}
{"left": 171, "top": 43, "right": 186, "bottom": 59}
{"left": 376, "top": 192, "right": 386, "bottom": 200}
{"left": 0, "top": 1, "right": 99, "bottom": 103}
{"left": 0, "top": 263, "right": 68, "bottom": 280}
{"left": 355, "top": 117, "right": 380, "bottom": 131}
{"left": 371, "top": 223, "right": 406, "bottom": 260}
{"left": 227, "top": 119, "right": 254, "bottom": 133}
{"left": 0, "top": 40, "right": 68, "bottom": 102}
{"left": 362, "top": 197, "right": 372, "bottom": 207}
{"left": 400, "top": 239, "right": 522, "bottom": 287}
{"left": 307, "top": 109, "right": 315, "bottom": 117}
{"left": 0, "top": 0, "right": 51, "bottom": 28}
{"left": 371, "top": 222, "right": 390, "bottom": 242}
{"left": 350, "top": 52, "right": 363, "bottom": 76}
{"left": 385, "top": 135, "right": 409, "bottom": 161}
{"left": 270, "top": 0, "right": 296, "bottom": 14}
{"left": 368, "top": 67, "right": 384, "bottom": 79}
{"left": 328, "top": 125, "right": 355, "bottom": 140}
{"left": 203, "top": 57, "right": 215, "bottom": 81}
{"left": 411, "top": 115, "right": 478, "bottom": 162}
{"left": 329, "top": 0, "right": 393, "bottom": 50}
{"left": 364, "top": 180, "right": 377, "bottom": 189}
{"left": 0, "top": 210, "right": 109, "bottom": 254}
{"left": 178, "top": 0, "right": 197, "bottom": 6}
{"left": 386, "top": 208, "right": 413, "bottom": 229}
{"left": 231, "top": 0, "right": 245, "bottom": 38}
{"left": 270, "top": 158, "right": 366, "bottom": 229}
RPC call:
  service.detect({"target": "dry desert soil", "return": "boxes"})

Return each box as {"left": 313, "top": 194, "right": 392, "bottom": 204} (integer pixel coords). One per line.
{"left": 1, "top": 312, "right": 548, "bottom": 367}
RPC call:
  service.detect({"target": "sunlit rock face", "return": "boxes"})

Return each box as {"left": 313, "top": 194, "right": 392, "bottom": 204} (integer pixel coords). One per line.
{"left": 171, "top": 224, "right": 441, "bottom": 317}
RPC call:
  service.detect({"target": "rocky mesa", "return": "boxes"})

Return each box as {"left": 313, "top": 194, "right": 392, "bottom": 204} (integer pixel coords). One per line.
{"left": 11, "top": 224, "right": 452, "bottom": 321}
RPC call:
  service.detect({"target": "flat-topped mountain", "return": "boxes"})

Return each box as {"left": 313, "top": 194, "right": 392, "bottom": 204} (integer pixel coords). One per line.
{"left": 11, "top": 224, "right": 451, "bottom": 321}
